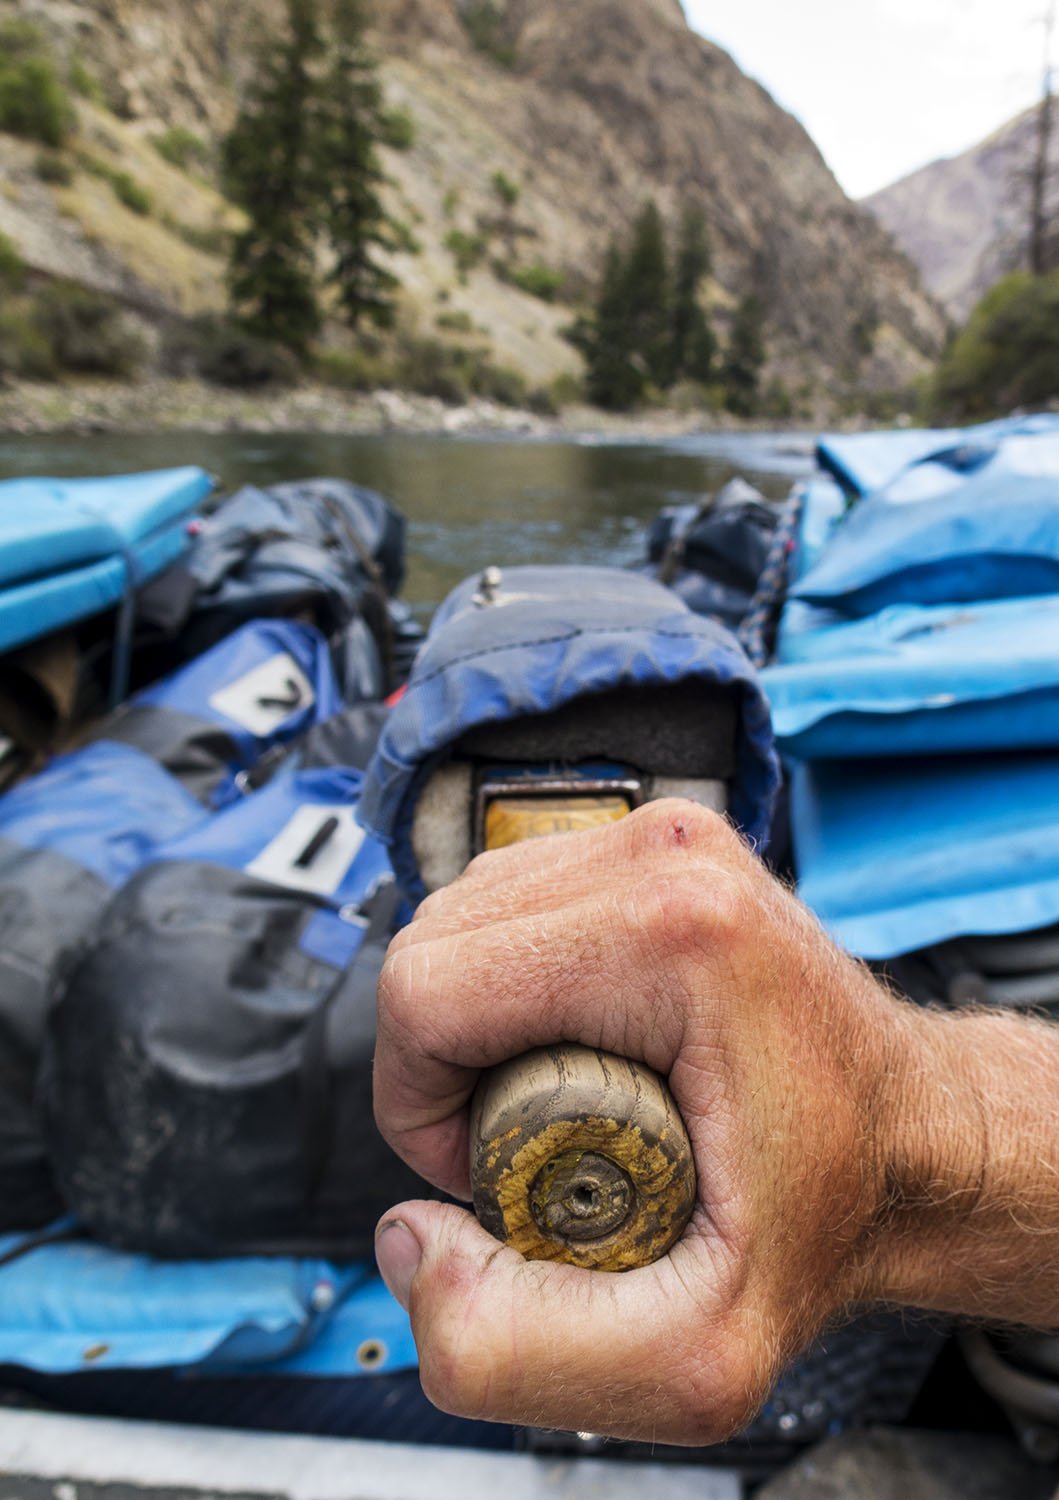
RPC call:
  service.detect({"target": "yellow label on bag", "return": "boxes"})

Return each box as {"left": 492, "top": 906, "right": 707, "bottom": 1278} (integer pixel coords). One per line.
{"left": 484, "top": 795, "right": 631, "bottom": 849}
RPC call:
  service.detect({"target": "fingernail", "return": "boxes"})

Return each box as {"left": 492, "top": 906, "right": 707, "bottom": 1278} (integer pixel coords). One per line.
{"left": 375, "top": 1218, "right": 422, "bottom": 1309}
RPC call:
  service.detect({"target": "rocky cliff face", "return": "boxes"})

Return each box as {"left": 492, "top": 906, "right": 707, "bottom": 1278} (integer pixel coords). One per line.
{"left": 0, "top": 0, "right": 945, "bottom": 397}
{"left": 864, "top": 104, "right": 1054, "bottom": 320}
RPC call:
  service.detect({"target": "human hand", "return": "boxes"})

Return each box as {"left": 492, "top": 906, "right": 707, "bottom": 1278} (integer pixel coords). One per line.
{"left": 373, "top": 800, "right": 1059, "bottom": 1444}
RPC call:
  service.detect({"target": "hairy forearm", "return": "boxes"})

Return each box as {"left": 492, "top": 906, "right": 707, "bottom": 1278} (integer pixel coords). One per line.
{"left": 858, "top": 1004, "right": 1059, "bottom": 1327}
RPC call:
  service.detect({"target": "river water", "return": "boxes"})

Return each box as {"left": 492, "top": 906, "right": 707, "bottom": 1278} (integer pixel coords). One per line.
{"left": 0, "top": 430, "right": 816, "bottom": 619}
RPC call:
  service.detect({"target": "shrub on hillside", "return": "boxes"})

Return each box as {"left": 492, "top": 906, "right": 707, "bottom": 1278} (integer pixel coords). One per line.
{"left": 460, "top": 2, "right": 518, "bottom": 68}
{"left": 395, "top": 335, "right": 528, "bottom": 407}
{"left": 0, "top": 22, "right": 74, "bottom": 148}
{"left": 490, "top": 170, "right": 519, "bottom": 208}
{"left": 313, "top": 346, "right": 395, "bottom": 390}
{"left": 444, "top": 229, "right": 488, "bottom": 277}
{"left": 0, "top": 308, "right": 57, "bottom": 382}
{"left": 152, "top": 127, "right": 211, "bottom": 173}
{"left": 505, "top": 262, "right": 565, "bottom": 302}
{"left": 381, "top": 108, "right": 416, "bottom": 151}
{"left": 161, "top": 314, "right": 300, "bottom": 388}
{"left": 928, "top": 271, "right": 1059, "bottom": 419}
{"left": 32, "top": 283, "right": 146, "bottom": 377}
{"left": 110, "top": 169, "right": 152, "bottom": 215}
{"left": 69, "top": 57, "right": 105, "bottom": 104}
{"left": 80, "top": 154, "right": 154, "bottom": 216}
{"left": 35, "top": 149, "right": 73, "bottom": 185}
{"left": 471, "top": 359, "right": 526, "bottom": 406}
{"left": 435, "top": 309, "right": 476, "bottom": 334}
{"left": 0, "top": 233, "right": 25, "bottom": 289}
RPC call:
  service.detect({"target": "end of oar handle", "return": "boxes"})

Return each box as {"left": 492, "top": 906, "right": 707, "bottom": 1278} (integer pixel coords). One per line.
{"left": 469, "top": 1043, "right": 696, "bottom": 1271}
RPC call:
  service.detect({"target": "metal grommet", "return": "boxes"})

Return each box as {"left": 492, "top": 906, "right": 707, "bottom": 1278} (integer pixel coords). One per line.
{"left": 356, "top": 1339, "right": 387, "bottom": 1370}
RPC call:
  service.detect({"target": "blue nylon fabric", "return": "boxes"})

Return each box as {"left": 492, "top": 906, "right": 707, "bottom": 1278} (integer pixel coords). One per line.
{"left": 152, "top": 765, "right": 395, "bottom": 965}
{"left": 788, "top": 476, "right": 848, "bottom": 583}
{"left": 791, "top": 756, "right": 1059, "bottom": 960}
{"left": 794, "top": 430, "right": 1059, "bottom": 618}
{"left": 816, "top": 428, "right": 965, "bottom": 497}
{"left": 0, "top": 557, "right": 127, "bottom": 655}
{"left": 764, "top": 593, "right": 1059, "bottom": 759}
{"left": 815, "top": 413, "right": 1059, "bottom": 498}
{"left": 136, "top": 620, "right": 342, "bottom": 768}
{"left": 0, "top": 1234, "right": 414, "bottom": 1376}
{"left": 155, "top": 766, "right": 390, "bottom": 902}
{"left": 0, "top": 742, "right": 205, "bottom": 887}
{"left": 358, "top": 566, "right": 780, "bottom": 887}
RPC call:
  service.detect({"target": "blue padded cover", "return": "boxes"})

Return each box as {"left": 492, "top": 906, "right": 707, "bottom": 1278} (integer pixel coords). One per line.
{"left": 792, "top": 755, "right": 1059, "bottom": 959}
{"left": 816, "top": 428, "right": 964, "bottom": 498}
{"left": 0, "top": 468, "right": 212, "bottom": 583}
{"left": 358, "top": 565, "right": 780, "bottom": 891}
{"left": 0, "top": 557, "right": 127, "bottom": 657}
{"left": 794, "top": 430, "right": 1059, "bottom": 618}
{"left": 815, "top": 413, "right": 1059, "bottom": 498}
{"left": 0, "top": 468, "right": 213, "bottom": 653}
{"left": 764, "top": 593, "right": 1059, "bottom": 760}
{"left": 0, "top": 742, "right": 205, "bottom": 887}
{"left": 0, "top": 1233, "right": 415, "bottom": 1377}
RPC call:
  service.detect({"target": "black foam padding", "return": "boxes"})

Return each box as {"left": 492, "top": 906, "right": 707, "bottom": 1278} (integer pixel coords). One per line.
{"left": 456, "top": 680, "right": 738, "bottom": 780}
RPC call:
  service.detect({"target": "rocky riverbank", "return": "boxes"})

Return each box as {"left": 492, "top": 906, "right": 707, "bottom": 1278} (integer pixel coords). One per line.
{"left": 0, "top": 376, "right": 779, "bottom": 440}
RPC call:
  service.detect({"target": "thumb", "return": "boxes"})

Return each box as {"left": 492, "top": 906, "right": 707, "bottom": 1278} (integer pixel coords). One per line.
{"left": 374, "top": 1199, "right": 754, "bottom": 1446}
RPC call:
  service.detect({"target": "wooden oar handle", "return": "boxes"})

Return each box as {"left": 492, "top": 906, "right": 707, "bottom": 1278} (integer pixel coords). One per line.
{"left": 469, "top": 1043, "right": 696, "bottom": 1271}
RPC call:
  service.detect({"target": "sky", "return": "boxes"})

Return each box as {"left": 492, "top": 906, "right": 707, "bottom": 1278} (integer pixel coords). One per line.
{"left": 683, "top": 0, "right": 1053, "bottom": 199}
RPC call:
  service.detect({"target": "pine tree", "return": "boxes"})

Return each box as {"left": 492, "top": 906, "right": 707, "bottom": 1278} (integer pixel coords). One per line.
{"left": 671, "top": 203, "right": 716, "bottom": 384}
{"left": 316, "top": 0, "right": 400, "bottom": 331}
{"left": 621, "top": 200, "right": 671, "bottom": 389}
{"left": 578, "top": 240, "right": 644, "bottom": 409}
{"left": 223, "top": 0, "right": 324, "bottom": 353}
{"left": 722, "top": 292, "right": 766, "bottom": 416}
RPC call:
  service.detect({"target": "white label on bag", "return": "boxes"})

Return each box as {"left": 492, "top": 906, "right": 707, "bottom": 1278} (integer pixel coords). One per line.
{"left": 247, "top": 804, "right": 366, "bottom": 897}
{"left": 209, "top": 653, "right": 315, "bottom": 737}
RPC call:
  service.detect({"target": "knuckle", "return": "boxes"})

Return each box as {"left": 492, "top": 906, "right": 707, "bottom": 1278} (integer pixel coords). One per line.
{"left": 461, "top": 846, "right": 505, "bottom": 883}
{"left": 376, "top": 944, "right": 418, "bottom": 1027}
{"left": 636, "top": 868, "right": 749, "bottom": 962}
{"left": 412, "top": 886, "right": 451, "bottom": 925}
{"left": 625, "top": 797, "right": 734, "bottom": 860}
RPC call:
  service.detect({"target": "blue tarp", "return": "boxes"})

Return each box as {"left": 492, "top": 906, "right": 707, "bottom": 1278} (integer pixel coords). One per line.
{"left": 764, "top": 593, "right": 1059, "bottom": 760}
{"left": 359, "top": 565, "right": 780, "bottom": 894}
{"left": 0, "top": 1232, "right": 415, "bottom": 1377}
{"left": 791, "top": 755, "right": 1059, "bottom": 960}
{"left": 768, "top": 421, "right": 1059, "bottom": 761}
{"left": 0, "top": 468, "right": 213, "bottom": 654}
{"left": 794, "top": 429, "right": 1059, "bottom": 618}
{"left": 816, "top": 412, "right": 1059, "bottom": 497}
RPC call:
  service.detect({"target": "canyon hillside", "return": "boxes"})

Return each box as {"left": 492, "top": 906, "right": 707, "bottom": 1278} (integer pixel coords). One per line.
{"left": 0, "top": 0, "right": 946, "bottom": 402}
{"left": 865, "top": 103, "right": 1055, "bottom": 320}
